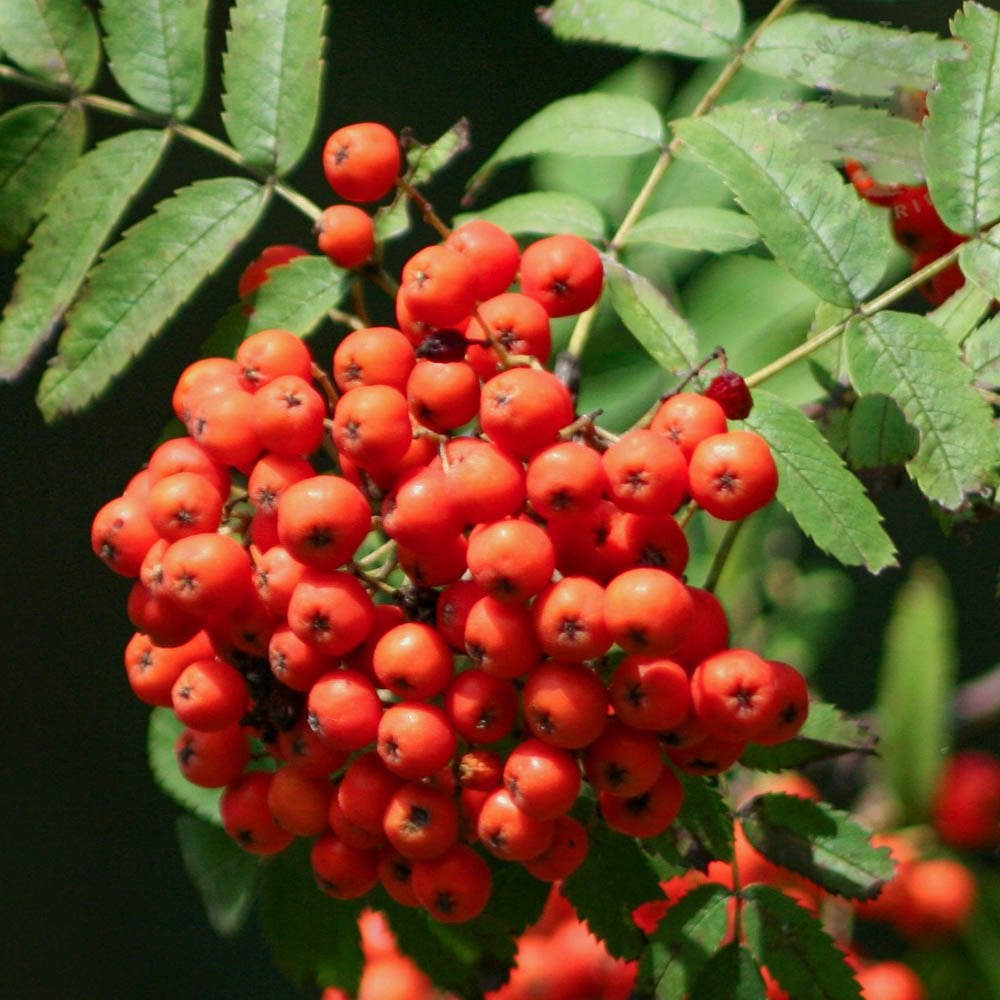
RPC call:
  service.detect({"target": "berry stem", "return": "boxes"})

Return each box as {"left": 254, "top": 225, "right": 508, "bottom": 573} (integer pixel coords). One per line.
{"left": 744, "top": 242, "right": 967, "bottom": 388}
{"left": 395, "top": 176, "right": 452, "bottom": 240}
{"left": 702, "top": 519, "right": 745, "bottom": 594}
{"left": 565, "top": 0, "right": 801, "bottom": 359}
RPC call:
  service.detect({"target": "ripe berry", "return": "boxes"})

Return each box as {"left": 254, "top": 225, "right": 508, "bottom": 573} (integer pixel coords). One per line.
{"left": 687, "top": 430, "right": 778, "bottom": 522}
{"left": 519, "top": 234, "right": 604, "bottom": 317}
{"left": 333, "top": 325, "right": 416, "bottom": 394}
{"left": 705, "top": 369, "right": 754, "bottom": 420}
{"left": 322, "top": 122, "right": 401, "bottom": 203}
{"left": 603, "top": 567, "right": 695, "bottom": 656}
{"left": 399, "top": 244, "right": 480, "bottom": 328}
{"left": 479, "top": 366, "right": 575, "bottom": 459}
{"left": 311, "top": 830, "right": 380, "bottom": 898}
{"left": 221, "top": 771, "right": 295, "bottom": 855}
{"left": 931, "top": 750, "right": 1000, "bottom": 850}
{"left": 443, "top": 219, "right": 520, "bottom": 301}
{"left": 599, "top": 767, "right": 684, "bottom": 838}
{"left": 690, "top": 649, "right": 784, "bottom": 741}
{"left": 315, "top": 204, "right": 375, "bottom": 269}
{"left": 650, "top": 392, "right": 728, "bottom": 460}
{"left": 411, "top": 843, "right": 492, "bottom": 923}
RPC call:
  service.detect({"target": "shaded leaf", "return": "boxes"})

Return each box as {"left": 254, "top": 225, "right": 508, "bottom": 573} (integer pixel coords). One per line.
{"left": 964, "top": 313, "right": 1000, "bottom": 386}
{"left": 257, "top": 838, "right": 363, "bottom": 994}
{"left": 0, "top": 102, "right": 86, "bottom": 253}
{"left": 562, "top": 820, "right": 664, "bottom": 959}
{"left": 37, "top": 177, "right": 268, "bottom": 421}
{"left": 541, "top": 0, "right": 742, "bottom": 60}
{"left": 176, "top": 815, "right": 260, "bottom": 937}
{"left": 960, "top": 223, "right": 1000, "bottom": 300}
{"left": 147, "top": 707, "right": 223, "bottom": 825}
{"left": 0, "top": 129, "right": 169, "bottom": 380}
{"left": 221, "top": 0, "right": 327, "bottom": 174}
{"left": 691, "top": 943, "right": 767, "bottom": 1000}
{"left": 745, "top": 13, "right": 956, "bottom": 97}
{"left": 923, "top": 3, "right": 1000, "bottom": 235}
{"left": 469, "top": 93, "right": 664, "bottom": 193}
{"left": 640, "top": 882, "right": 732, "bottom": 998}
{"left": 737, "top": 794, "right": 895, "bottom": 901}
{"left": 406, "top": 118, "right": 471, "bottom": 187}
{"left": 845, "top": 311, "right": 1000, "bottom": 509}
{"left": 742, "top": 884, "right": 862, "bottom": 1000}
{"left": 877, "top": 558, "right": 959, "bottom": 822}
{"left": 740, "top": 701, "right": 878, "bottom": 772}
{"left": 0, "top": 0, "right": 100, "bottom": 88}
{"left": 846, "top": 394, "right": 919, "bottom": 470}
{"left": 455, "top": 191, "right": 607, "bottom": 242}
{"left": 742, "top": 390, "right": 898, "bottom": 572}
{"left": 675, "top": 106, "right": 891, "bottom": 306}
{"left": 675, "top": 774, "right": 734, "bottom": 865}
{"left": 604, "top": 258, "right": 699, "bottom": 374}
{"left": 623, "top": 206, "right": 759, "bottom": 253}
{"left": 99, "top": 0, "right": 210, "bottom": 118}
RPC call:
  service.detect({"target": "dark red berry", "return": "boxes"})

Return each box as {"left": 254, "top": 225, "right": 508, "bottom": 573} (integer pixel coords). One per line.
{"left": 706, "top": 370, "right": 753, "bottom": 420}
{"left": 415, "top": 329, "right": 469, "bottom": 362}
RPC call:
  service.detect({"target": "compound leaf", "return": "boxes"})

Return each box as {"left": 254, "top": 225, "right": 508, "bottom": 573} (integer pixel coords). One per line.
{"left": 640, "top": 882, "right": 732, "bottom": 998}
{"left": 745, "top": 13, "right": 956, "bottom": 97}
{"left": 0, "top": 102, "right": 86, "bottom": 253}
{"left": 540, "top": 0, "right": 742, "bottom": 60}
{"left": 675, "top": 106, "right": 890, "bottom": 306}
{"left": 0, "top": 0, "right": 100, "bottom": 88}
{"left": 258, "top": 838, "right": 363, "bottom": 995}
{"left": 455, "top": 191, "right": 607, "bottom": 242}
{"left": 562, "top": 820, "right": 665, "bottom": 959}
{"left": 960, "top": 222, "right": 1000, "bottom": 300}
{"left": 845, "top": 311, "right": 1000, "bottom": 509}
{"left": 740, "top": 701, "right": 878, "bottom": 772}
{"left": 99, "top": 0, "right": 210, "bottom": 118}
{"left": 923, "top": 3, "right": 1000, "bottom": 235}
{"left": 221, "top": 0, "right": 327, "bottom": 174}
{"left": 742, "top": 389, "right": 898, "bottom": 573}
{"left": 623, "top": 206, "right": 759, "bottom": 253}
{"left": 37, "top": 177, "right": 268, "bottom": 421}
{"left": 742, "top": 884, "right": 862, "bottom": 1000}
{"left": 469, "top": 93, "right": 664, "bottom": 193}
{"left": 0, "top": 129, "right": 169, "bottom": 380}
{"left": 147, "top": 707, "right": 223, "bottom": 826}
{"left": 604, "top": 258, "right": 699, "bottom": 374}
{"left": 877, "top": 558, "right": 959, "bottom": 822}
{"left": 737, "top": 794, "right": 895, "bottom": 901}
{"left": 176, "top": 815, "right": 260, "bottom": 937}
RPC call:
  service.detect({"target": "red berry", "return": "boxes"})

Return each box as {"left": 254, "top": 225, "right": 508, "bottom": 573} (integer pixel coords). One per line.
{"left": 322, "top": 122, "right": 400, "bottom": 203}
{"left": 705, "top": 369, "right": 753, "bottom": 420}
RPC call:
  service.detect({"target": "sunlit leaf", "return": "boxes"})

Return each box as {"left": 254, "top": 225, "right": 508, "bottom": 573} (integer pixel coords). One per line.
{"left": 623, "top": 206, "right": 759, "bottom": 253}
{"left": 960, "top": 223, "right": 1000, "bottom": 300}
{"left": 964, "top": 313, "right": 1000, "bottom": 386}
{"left": 0, "top": 0, "right": 100, "bottom": 88}
{"left": 407, "top": 118, "right": 471, "bottom": 187}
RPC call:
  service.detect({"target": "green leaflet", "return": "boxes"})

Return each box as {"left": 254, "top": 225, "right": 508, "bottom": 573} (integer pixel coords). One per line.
{"left": 927, "top": 277, "right": 994, "bottom": 345}
{"left": 455, "top": 191, "right": 607, "bottom": 242}
{"left": 623, "top": 206, "right": 759, "bottom": 253}
{"left": 0, "top": 129, "right": 169, "bottom": 380}
{"left": 877, "top": 558, "right": 959, "bottom": 822}
{"left": 541, "top": 0, "right": 742, "bottom": 60}
{"left": 176, "top": 816, "right": 260, "bottom": 937}
{"left": 742, "top": 390, "right": 898, "bottom": 573}
{"left": 604, "top": 258, "right": 699, "bottom": 375}
{"left": 640, "top": 883, "right": 733, "bottom": 998}
{"left": 0, "top": 102, "right": 86, "bottom": 253}
{"left": 964, "top": 313, "right": 1000, "bottom": 386}
{"left": 961, "top": 222, "right": 1000, "bottom": 299}
{"left": 469, "top": 92, "right": 664, "bottom": 193}
{"left": 407, "top": 118, "right": 471, "bottom": 188}
{"left": 562, "top": 819, "right": 664, "bottom": 959}
{"left": 740, "top": 701, "right": 878, "bottom": 772}
{"left": 99, "top": 0, "right": 210, "bottom": 118}
{"left": 745, "top": 12, "right": 956, "bottom": 98}
{"left": 675, "top": 106, "right": 891, "bottom": 307}
{"left": 675, "top": 774, "right": 734, "bottom": 864}
{"left": 0, "top": 0, "right": 100, "bottom": 88}
{"left": 737, "top": 794, "right": 895, "bottom": 901}
{"left": 845, "top": 311, "right": 1000, "bottom": 509}
{"left": 221, "top": 0, "right": 327, "bottom": 174}
{"left": 690, "top": 944, "right": 767, "bottom": 1000}
{"left": 845, "top": 394, "right": 919, "bottom": 471}
{"left": 742, "top": 884, "right": 862, "bottom": 1000}
{"left": 923, "top": 3, "right": 1000, "bottom": 235}
{"left": 147, "top": 707, "right": 224, "bottom": 826}
{"left": 37, "top": 177, "right": 268, "bottom": 421}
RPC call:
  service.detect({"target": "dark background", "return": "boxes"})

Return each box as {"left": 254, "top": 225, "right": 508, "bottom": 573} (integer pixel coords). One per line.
{"left": 2, "top": 3, "right": 990, "bottom": 998}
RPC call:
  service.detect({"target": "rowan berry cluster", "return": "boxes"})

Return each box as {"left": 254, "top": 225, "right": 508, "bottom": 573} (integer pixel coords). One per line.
{"left": 91, "top": 121, "right": 805, "bottom": 927}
